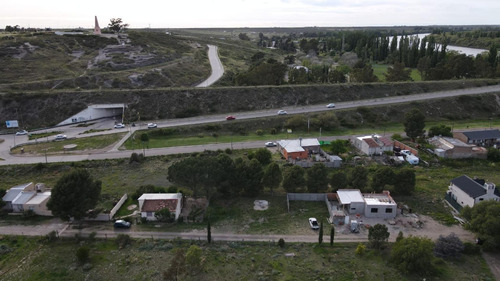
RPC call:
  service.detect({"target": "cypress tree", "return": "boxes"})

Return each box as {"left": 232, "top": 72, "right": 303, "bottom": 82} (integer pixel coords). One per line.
{"left": 319, "top": 221, "right": 323, "bottom": 245}
{"left": 207, "top": 220, "right": 211, "bottom": 243}
{"left": 330, "top": 226, "right": 335, "bottom": 246}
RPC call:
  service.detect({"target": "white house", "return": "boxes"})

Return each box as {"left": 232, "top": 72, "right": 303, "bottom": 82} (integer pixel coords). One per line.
{"left": 354, "top": 135, "right": 393, "bottom": 156}
{"left": 24, "top": 191, "right": 52, "bottom": 216}
{"left": 333, "top": 189, "right": 397, "bottom": 221}
{"left": 2, "top": 183, "right": 34, "bottom": 211}
{"left": 447, "top": 175, "right": 500, "bottom": 210}
{"left": 138, "top": 193, "right": 183, "bottom": 221}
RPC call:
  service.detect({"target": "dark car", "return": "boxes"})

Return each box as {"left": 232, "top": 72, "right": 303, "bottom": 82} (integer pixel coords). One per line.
{"left": 226, "top": 115, "right": 236, "bottom": 120}
{"left": 114, "top": 220, "right": 131, "bottom": 228}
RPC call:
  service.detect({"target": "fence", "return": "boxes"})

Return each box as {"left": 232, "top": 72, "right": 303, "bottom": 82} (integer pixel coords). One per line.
{"left": 286, "top": 193, "right": 327, "bottom": 212}
{"left": 85, "top": 193, "right": 128, "bottom": 221}
{"left": 393, "top": 140, "right": 419, "bottom": 156}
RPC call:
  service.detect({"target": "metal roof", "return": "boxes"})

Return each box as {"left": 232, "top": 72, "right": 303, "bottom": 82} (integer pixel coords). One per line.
{"left": 278, "top": 138, "right": 320, "bottom": 153}
{"left": 25, "top": 192, "right": 51, "bottom": 205}
{"left": 138, "top": 193, "right": 182, "bottom": 201}
{"left": 2, "top": 183, "right": 32, "bottom": 202}
{"left": 337, "top": 190, "right": 364, "bottom": 204}
{"left": 12, "top": 191, "right": 36, "bottom": 205}
{"left": 462, "top": 129, "right": 500, "bottom": 141}
{"left": 450, "top": 175, "right": 487, "bottom": 199}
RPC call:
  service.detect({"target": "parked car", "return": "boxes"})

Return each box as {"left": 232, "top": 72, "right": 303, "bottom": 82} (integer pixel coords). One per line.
{"left": 326, "top": 103, "right": 336, "bottom": 108}
{"left": 265, "top": 141, "right": 277, "bottom": 147}
{"left": 114, "top": 220, "right": 131, "bottom": 229}
{"left": 309, "top": 217, "right": 319, "bottom": 230}
{"left": 54, "top": 134, "right": 67, "bottom": 141}
{"left": 226, "top": 115, "right": 236, "bottom": 121}
{"left": 114, "top": 123, "right": 125, "bottom": 129}
{"left": 16, "top": 130, "right": 28, "bottom": 136}
{"left": 277, "top": 110, "right": 287, "bottom": 115}
{"left": 147, "top": 123, "right": 157, "bottom": 129}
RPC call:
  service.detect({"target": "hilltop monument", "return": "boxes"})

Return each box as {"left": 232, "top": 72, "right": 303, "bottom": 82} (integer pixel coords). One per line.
{"left": 93, "top": 16, "right": 101, "bottom": 35}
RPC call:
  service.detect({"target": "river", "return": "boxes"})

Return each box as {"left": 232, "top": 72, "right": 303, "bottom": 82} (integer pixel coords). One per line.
{"left": 389, "top": 33, "right": 488, "bottom": 57}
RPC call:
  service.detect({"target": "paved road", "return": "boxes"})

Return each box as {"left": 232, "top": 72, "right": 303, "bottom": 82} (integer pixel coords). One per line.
{"left": 196, "top": 45, "right": 224, "bottom": 87}
{"left": 0, "top": 84, "right": 499, "bottom": 166}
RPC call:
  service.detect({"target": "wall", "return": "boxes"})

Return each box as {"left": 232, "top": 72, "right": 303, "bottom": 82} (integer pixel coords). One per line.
{"left": 109, "top": 194, "right": 128, "bottom": 219}
{"left": 449, "top": 183, "right": 475, "bottom": 208}
{"left": 364, "top": 204, "right": 397, "bottom": 219}
{"left": 58, "top": 104, "right": 124, "bottom": 126}
{"left": 393, "top": 141, "right": 419, "bottom": 156}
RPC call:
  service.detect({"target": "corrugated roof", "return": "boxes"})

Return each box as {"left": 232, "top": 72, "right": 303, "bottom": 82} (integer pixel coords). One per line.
{"left": 12, "top": 191, "right": 36, "bottom": 205}
{"left": 364, "top": 138, "right": 380, "bottom": 148}
{"left": 462, "top": 129, "right": 500, "bottom": 141}
{"left": 2, "top": 183, "right": 32, "bottom": 202}
{"left": 278, "top": 138, "right": 320, "bottom": 153}
{"left": 138, "top": 193, "right": 182, "bottom": 201}
{"left": 451, "top": 175, "right": 486, "bottom": 198}
{"left": 141, "top": 199, "right": 178, "bottom": 212}
{"left": 337, "top": 190, "right": 364, "bottom": 204}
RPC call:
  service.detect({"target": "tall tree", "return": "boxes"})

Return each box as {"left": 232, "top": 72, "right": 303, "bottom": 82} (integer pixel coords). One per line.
{"left": 329, "top": 172, "right": 347, "bottom": 192}
{"left": 253, "top": 148, "right": 272, "bottom": 165}
{"left": 394, "top": 168, "right": 416, "bottom": 195}
{"left": 368, "top": 224, "right": 390, "bottom": 249}
{"left": 348, "top": 166, "right": 368, "bottom": 190}
{"left": 403, "top": 108, "right": 426, "bottom": 141}
{"left": 306, "top": 163, "right": 329, "bottom": 193}
{"left": 330, "top": 226, "right": 335, "bottom": 246}
{"left": 384, "top": 62, "right": 412, "bottom": 82}
{"left": 47, "top": 169, "right": 102, "bottom": 221}
{"left": 282, "top": 165, "right": 305, "bottom": 193}
{"left": 242, "top": 159, "right": 264, "bottom": 197}
{"left": 318, "top": 221, "right": 324, "bottom": 245}
{"left": 207, "top": 220, "right": 212, "bottom": 244}
{"left": 108, "top": 18, "right": 129, "bottom": 33}
{"left": 262, "top": 162, "right": 282, "bottom": 196}
{"left": 371, "top": 166, "right": 395, "bottom": 193}
{"left": 163, "top": 249, "right": 186, "bottom": 281}
{"left": 461, "top": 201, "right": 500, "bottom": 250}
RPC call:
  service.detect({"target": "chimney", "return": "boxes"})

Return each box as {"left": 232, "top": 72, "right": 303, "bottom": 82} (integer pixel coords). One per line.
{"left": 485, "top": 183, "right": 496, "bottom": 195}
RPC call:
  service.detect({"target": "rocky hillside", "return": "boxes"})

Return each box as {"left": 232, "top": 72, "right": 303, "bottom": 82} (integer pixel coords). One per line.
{"left": 1, "top": 80, "right": 498, "bottom": 129}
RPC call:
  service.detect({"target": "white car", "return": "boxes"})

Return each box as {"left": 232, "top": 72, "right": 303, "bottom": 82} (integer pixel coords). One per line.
{"left": 54, "top": 134, "right": 67, "bottom": 141}
{"left": 277, "top": 110, "right": 287, "bottom": 115}
{"left": 265, "top": 142, "right": 277, "bottom": 147}
{"left": 147, "top": 123, "right": 157, "bottom": 129}
{"left": 326, "top": 103, "right": 336, "bottom": 108}
{"left": 16, "top": 130, "right": 28, "bottom": 136}
{"left": 114, "top": 123, "right": 125, "bottom": 129}
{"left": 309, "top": 217, "right": 319, "bottom": 230}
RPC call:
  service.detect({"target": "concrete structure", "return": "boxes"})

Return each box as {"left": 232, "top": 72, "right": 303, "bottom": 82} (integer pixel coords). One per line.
{"left": 57, "top": 104, "right": 125, "bottom": 126}
{"left": 428, "top": 136, "right": 487, "bottom": 159}
{"left": 330, "top": 189, "right": 397, "bottom": 222}
{"left": 447, "top": 175, "right": 500, "bottom": 210}
{"left": 138, "top": 193, "right": 183, "bottom": 221}
{"left": 454, "top": 129, "right": 500, "bottom": 147}
{"left": 94, "top": 16, "right": 101, "bottom": 35}
{"left": 277, "top": 138, "right": 320, "bottom": 161}
{"left": 354, "top": 134, "right": 393, "bottom": 156}
{"left": 24, "top": 191, "right": 52, "bottom": 216}
{"left": 363, "top": 191, "right": 397, "bottom": 218}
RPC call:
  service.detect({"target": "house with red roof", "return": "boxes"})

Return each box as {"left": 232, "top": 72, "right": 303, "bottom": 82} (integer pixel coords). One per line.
{"left": 138, "top": 193, "right": 183, "bottom": 221}
{"left": 354, "top": 134, "right": 393, "bottom": 156}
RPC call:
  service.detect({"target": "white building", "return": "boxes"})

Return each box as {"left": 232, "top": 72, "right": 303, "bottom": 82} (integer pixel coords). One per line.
{"left": 336, "top": 189, "right": 365, "bottom": 215}
{"left": 354, "top": 135, "right": 393, "bottom": 156}
{"left": 24, "top": 191, "right": 52, "bottom": 216}
{"left": 334, "top": 189, "right": 397, "bottom": 220}
{"left": 447, "top": 175, "right": 500, "bottom": 210}
{"left": 138, "top": 193, "right": 183, "bottom": 221}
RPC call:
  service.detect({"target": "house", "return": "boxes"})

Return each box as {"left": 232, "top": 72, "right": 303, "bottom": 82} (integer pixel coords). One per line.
{"left": 24, "top": 191, "right": 52, "bottom": 216}
{"left": 277, "top": 138, "right": 320, "bottom": 160}
{"left": 354, "top": 134, "right": 393, "bottom": 156}
{"left": 330, "top": 189, "right": 397, "bottom": 222}
{"left": 138, "top": 193, "right": 183, "bottom": 221}
{"left": 446, "top": 175, "right": 500, "bottom": 210}
{"left": 2, "top": 183, "right": 35, "bottom": 212}
{"left": 453, "top": 129, "right": 500, "bottom": 147}
{"left": 428, "top": 136, "right": 488, "bottom": 159}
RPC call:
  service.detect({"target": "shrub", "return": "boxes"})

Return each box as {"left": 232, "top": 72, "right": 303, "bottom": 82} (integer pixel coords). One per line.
{"left": 167, "top": 186, "right": 178, "bottom": 193}
{"left": 434, "top": 233, "right": 464, "bottom": 258}
{"left": 88, "top": 232, "right": 97, "bottom": 242}
{"left": 355, "top": 243, "right": 366, "bottom": 256}
{"left": 22, "top": 209, "right": 36, "bottom": 219}
{"left": 463, "top": 242, "right": 481, "bottom": 255}
{"left": 278, "top": 238, "right": 285, "bottom": 248}
{"left": 76, "top": 246, "right": 90, "bottom": 264}
{"left": 45, "top": 230, "right": 58, "bottom": 243}
{"left": 270, "top": 128, "right": 277, "bottom": 135}
{"left": 116, "top": 234, "right": 131, "bottom": 249}
{"left": 129, "top": 152, "right": 144, "bottom": 163}
{"left": 392, "top": 133, "right": 403, "bottom": 141}
{"left": 225, "top": 148, "right": 232, "bottom": 154}
{"left": 255, "top": 129, "right": 264, "bottom": 136}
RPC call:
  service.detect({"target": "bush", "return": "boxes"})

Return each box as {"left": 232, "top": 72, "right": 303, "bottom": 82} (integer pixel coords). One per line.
{"left": 116, "top": 234, "right": 131, "bottom": 249}
{"left": 88, "top": 232, "right": 97, "bottom": 242}
{"left": 76, "top": 246, "right": 90, "bottom": 264}
{"left": 167, "top": 186, "right": 178, "bottom": 193}
{"left": 434, "top": 233, "right": 464, "bottom": 258}
{"left": 463, "top": 242, "right": 481, "bottom": 255}
{"left": 270, "top": 128, "right": 277, "bottom": 135}
{"left": 392, "top": 133, "right": 403, "bottom": 141}
{"left": 129, "top": 152, "right": 144, "bottom": 164}
{"left": 278, "top": 238, "right": 285, "bottom": 248}
{"left": 255, "top": 129, "right": 264, "bottom": 136}
{"left": 22, "top": 209, "right": 36, "bottom": 219}
{"left": 355, "top": 243, "right": 366, "bottom": 256}
{"left": 132, "top": 185, "right": 166, "bottom": 200}
{"left": 45, "top": 230, "right": 58, "bottom": 243}
{"left": 225, "top": 148, "right": 232, "bottom": 154}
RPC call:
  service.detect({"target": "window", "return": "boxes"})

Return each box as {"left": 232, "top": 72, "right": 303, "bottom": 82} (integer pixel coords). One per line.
{"left": 351, "top": 208, "right": 356, "bottom": 211}
{"left": 371, "top": 208, "right": 378, "bottom": 213}
{"left": 479, "top": 198, "right": 484, "bottom": 201}
{"left": 385, "top": 208, "right": 393, "bottom": 213}
{"left": 147, "top": 212, "right": 153, "bottom": 217}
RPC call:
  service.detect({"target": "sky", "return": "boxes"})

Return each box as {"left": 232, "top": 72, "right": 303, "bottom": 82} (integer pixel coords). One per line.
{"left": 1, "top": 0, "right": 499, "bottom": 29}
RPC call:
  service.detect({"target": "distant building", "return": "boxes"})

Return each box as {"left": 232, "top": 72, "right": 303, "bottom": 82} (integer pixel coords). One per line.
{"left": 354, "top": 134, "right": 393, "bottom": 156}
{"left": 453, "top": 129, "right": 500, "bottom": 147}
{"left": 446, "top": 175, "right": 500, "bottom": 211}
{"left": 277, "top": 138, "right": 320, "bottom": 161}
{"left": 428, "top": 136, "right": 487, "bottom": 159}
{"left": 2, "top": 183, "right": 52, "bottom": 215}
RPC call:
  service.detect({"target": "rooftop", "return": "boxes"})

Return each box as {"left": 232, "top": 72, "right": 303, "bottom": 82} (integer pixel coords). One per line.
{"left": 138, "top": 193, "right": 182, "bottom": 201}
{"left": 337, "top": 189, "right": 364, "bottom": 204}
{"left": 141, "top": 199, "right": 178, "bottom": 212}
{"left": 278, "top": 138, "right": 320, "bottom": 153}
{"left": 25, "top": 191, "right": 51, "bottom": 205}
{"left": 461, "top": 129, "right": 500, "bottom": 140}
{"left": 450, "top": 175, "right": 491, "bottom": 198}
{"left": 12, "top": 191, "right": 36, "bottom": 205}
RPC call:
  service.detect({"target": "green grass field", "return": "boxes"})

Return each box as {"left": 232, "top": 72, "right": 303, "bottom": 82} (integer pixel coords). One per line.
{"left": 373, "top": 63, "right": 422, "bottom": 82}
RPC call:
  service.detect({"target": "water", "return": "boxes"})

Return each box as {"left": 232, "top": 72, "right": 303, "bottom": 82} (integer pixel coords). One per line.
{"left": 388, "top": 33, "right": 488, "bottom": 57}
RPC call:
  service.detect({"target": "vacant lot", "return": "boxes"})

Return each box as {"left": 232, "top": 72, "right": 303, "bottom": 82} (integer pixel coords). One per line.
{"left": 0, "top": 236, "right": 494, "bottom": 281}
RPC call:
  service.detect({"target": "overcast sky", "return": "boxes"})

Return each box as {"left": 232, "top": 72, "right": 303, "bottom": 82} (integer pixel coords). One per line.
{"left": 2, "top": 0, "right": 499, "bottom": 29}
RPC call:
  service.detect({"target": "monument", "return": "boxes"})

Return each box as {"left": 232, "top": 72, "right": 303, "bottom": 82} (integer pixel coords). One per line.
{"left": 93, "top": 16, "right": 101, "bottom": 35}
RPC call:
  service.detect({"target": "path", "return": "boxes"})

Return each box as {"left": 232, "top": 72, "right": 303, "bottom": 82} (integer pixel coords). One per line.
{"left": 196, "top": 45, "right": 224, "bottom": 87}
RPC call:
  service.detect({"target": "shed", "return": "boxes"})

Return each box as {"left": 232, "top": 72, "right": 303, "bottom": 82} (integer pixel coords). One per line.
{"left": 336, "top": 189, "right": 365, "bottom": 215}
{"left": 138, "top": 193, "right": 183, "bottom": 221}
